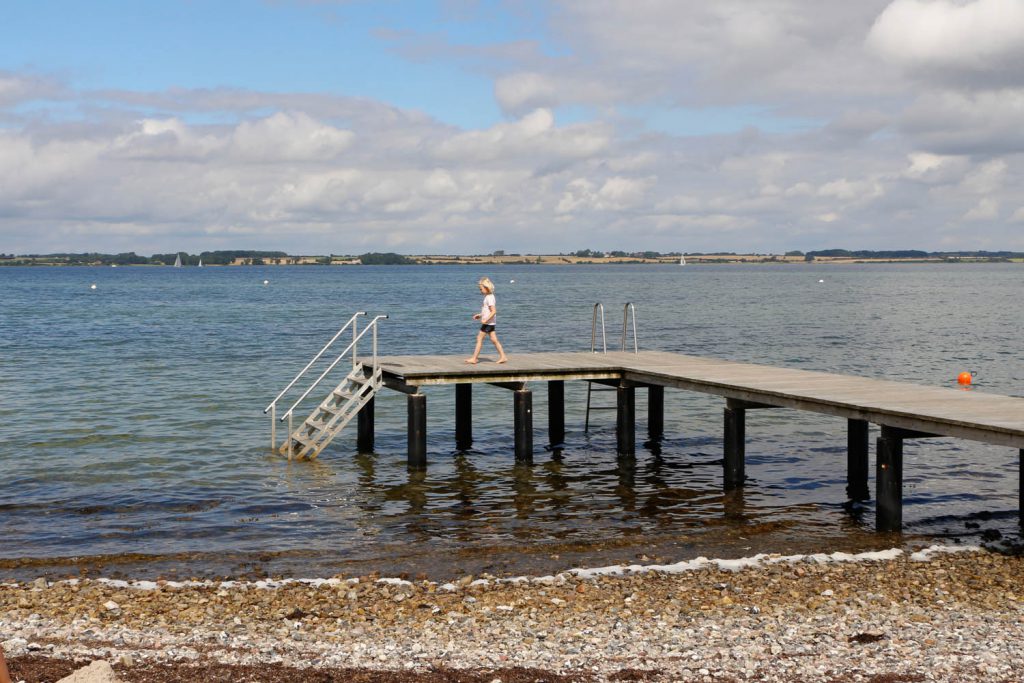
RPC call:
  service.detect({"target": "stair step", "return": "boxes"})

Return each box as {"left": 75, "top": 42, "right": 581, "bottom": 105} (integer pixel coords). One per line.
{"left": 290, "top": 432, "right": 317, "bottom": 447}
{"left": 333, "top": 389, "right": 354, "bottom": 400}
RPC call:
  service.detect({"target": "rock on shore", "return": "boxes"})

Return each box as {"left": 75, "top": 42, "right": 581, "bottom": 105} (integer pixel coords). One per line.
{"left": 3, "top": 546, "right": 1024, "bottom": 682}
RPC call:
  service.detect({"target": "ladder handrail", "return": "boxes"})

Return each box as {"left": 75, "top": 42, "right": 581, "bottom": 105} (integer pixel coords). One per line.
{"left": 280, "top": 315, "right": 388, "bottom": 422}
{"left": 591, "top": 303, "right": 607, "bottom": 353}
{"left": 621, "top": 302, "right": 638, "bottom": 353}
{"left": 586, "top": 302, "right": 637, "bottom": 431}
{"left": 264, "top": 312, "right": 367, "bottom": 414}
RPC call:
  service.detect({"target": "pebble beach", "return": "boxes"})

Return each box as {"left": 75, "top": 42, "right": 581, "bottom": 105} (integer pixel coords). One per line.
{"left": 3, "top": 545, "right": 1024, "bottom": 682}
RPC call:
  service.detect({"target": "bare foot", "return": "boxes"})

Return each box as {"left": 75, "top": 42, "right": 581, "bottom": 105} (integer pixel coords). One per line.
{"left": 464, "top": 358, "right": 479, "bottom": 364}
{"left": 497, "top": 356, "right": 508, "bottom": 364}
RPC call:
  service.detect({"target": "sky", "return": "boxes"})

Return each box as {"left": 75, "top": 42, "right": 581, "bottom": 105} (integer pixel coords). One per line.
{"left": 2, "top": 0, "right": 1024, "bottom": 255}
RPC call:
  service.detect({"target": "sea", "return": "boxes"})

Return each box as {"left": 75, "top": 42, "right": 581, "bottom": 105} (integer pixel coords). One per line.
{"left": 1, "top": 263, "right": 1022, "bottom": 580}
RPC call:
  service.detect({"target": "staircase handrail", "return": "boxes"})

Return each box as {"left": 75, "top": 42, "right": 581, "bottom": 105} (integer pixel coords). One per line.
{"left": 279, "top": 315, "right": 388, "bottom": 422}
{"left": 264, "top": 312, "right": 367, "bottom": 415}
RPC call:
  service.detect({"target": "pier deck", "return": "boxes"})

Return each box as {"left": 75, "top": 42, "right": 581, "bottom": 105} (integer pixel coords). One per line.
{"left": 366, "top": 350, "right": 1024, "bottom": 531}
{"left": 378, "top": 350, "right": 1024, "bottom": 447}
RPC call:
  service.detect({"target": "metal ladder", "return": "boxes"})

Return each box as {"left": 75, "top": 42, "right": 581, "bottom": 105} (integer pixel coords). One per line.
{"left": 584, "top": 303, "right": 638, "bottom": 431}
{"left": 264, "top": 312, "right": 388, "bottom": 460}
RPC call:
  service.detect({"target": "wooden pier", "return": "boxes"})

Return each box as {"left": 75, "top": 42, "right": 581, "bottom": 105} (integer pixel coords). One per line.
{"left": 353, "top": 350, "right": 1024, "bottom": 532}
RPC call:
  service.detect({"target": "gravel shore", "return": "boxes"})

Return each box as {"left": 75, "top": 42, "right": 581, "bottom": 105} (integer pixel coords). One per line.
{"left": 3, "top": 546, "right": 1023, "bottom": 682}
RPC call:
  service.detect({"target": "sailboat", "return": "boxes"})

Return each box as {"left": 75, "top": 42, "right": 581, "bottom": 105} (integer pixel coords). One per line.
{"left": 173, "top": 253, "right": 182, "bottom": 268}
{"left": 679, "top": 254, "right": 686, "bottom": 266}
{"left": 198, "top": 258, "right": 203, "bottom": 268}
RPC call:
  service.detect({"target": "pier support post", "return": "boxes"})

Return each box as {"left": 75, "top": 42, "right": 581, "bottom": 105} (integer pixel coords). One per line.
{"left": 1019, "top": 449, "right": 1023, "bottom": 528}
{"left": 514, "top": 388, "right": 533, "bottom": 463}
{"left": 408, "top": 393, "right": 427, "bottom": 469}
{"left": 847, "top": 419, "right": 870, "bottom": 501}
{"left": 548, "top": 380, "right": 564, "bottom": 449}
{"left": 616, "top": 384, "right": 635, "bottom": 456}
{"left": 724, "top": 399, "right": 746, "bottom": 490}
{"left": 357, "top": 397, "right": 375, "bottom": 453}
{"left": 455, "top": 384, "right": 472, "bottom": 451}
{"left": 876, "top": 425, "right": 903, "bottom": 532}
{"left": 648, "top": 385, "right": 664, "bottom": 442}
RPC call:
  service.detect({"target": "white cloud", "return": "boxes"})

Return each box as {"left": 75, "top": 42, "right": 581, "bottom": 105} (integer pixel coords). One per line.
{"left": 964, "top": 197, "right": 999, "bottom": 221}
{"left": 899, "top": 89, "right": 1024, "bottom": 154}
{"left": 866, "top": 0, "right": 1024, "bottom": 87}
{"left": 433, "top": 108, "right": 609, "bottom": 165}
{"left": 960, "top": 159, "right": 1008, "bottom": 195}
{"left": 231, "top": 112, "right": 354, "bottom": 162}
{"left": 817, "top": 178, "right": 885, "bottom": 202}
{"left": 5, "top": 0, "right": 1024, "bottom": 255}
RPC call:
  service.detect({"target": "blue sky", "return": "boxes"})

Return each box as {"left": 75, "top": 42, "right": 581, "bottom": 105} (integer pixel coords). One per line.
{"left": 2, "top": 0, "right": 534, "bottom": 129}
{"left": 2, "top": 0, "right": 1023, "bottom": 255}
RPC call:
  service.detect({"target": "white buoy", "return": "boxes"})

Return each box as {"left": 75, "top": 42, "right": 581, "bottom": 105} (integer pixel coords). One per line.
{"left": 818, "top": 279, "right": 824, "bottom": 283}
{"left": 510, "top": 279, "right": 515, "bottom": 283}
{"left": 263, "top": 280, "right": 269, "bottom": 285}
{"left": 90, "top": 284, "right": 97, "bottom": 290}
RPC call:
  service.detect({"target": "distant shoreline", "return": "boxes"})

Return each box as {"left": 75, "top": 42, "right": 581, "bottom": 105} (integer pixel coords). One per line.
{"left": 3, "top": 253, "right": 1022, "bottom": 267}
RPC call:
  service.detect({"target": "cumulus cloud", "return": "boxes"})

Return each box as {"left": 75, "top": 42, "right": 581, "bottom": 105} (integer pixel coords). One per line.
{"left": 4, "top": 0, "right": 1024, "bottom": 254}
{"left": 486, "top": 0, "right": 896, "bottom": 112}
{"left": 433, "top": 108, "right": 610, "bottom": 165}
{"left": 230, "top": 112, "right": 354, "bottom": 162}
{"left": 898, "top": 88, "right": 1024, "bottom": 155}
{"left": 556, "top": 176, "right": 653, "bottom": 214}
{"left": 494, "top": 71, "right": 624, "bottom": 115}
{"left": 866, "top": 0, "right": 1024, "bottom": 88}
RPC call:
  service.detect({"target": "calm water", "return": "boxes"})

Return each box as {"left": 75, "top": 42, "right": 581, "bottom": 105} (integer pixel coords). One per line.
{"left": 1, "top": 264, "right": 1022, "bottom": 579}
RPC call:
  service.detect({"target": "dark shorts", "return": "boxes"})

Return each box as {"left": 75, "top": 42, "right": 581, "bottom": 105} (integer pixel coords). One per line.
{"left": 480, "top": 324, "right": 495, "bottom": 334}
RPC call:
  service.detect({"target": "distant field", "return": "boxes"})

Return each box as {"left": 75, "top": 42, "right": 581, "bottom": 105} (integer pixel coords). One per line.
{"left": 3, "top": 253, "right": 1019, "bottom": 266}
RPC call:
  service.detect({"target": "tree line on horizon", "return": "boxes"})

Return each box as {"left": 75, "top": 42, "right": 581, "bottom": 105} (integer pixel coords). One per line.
{"left": 2, "top": 248, "right": 1023, "bottom": 266}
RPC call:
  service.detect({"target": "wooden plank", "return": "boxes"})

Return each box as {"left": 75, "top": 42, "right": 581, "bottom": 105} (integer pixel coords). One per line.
{"left": 369, "top": 350, "right": 1024, "bottom": 449}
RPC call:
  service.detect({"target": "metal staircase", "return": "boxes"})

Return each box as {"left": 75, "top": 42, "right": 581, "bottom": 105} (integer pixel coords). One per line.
{"left": 585, "top": 303, "right": 638, "bottom": 431}
{"left": 265, "top": 312, "right": 388, "bottom": 460}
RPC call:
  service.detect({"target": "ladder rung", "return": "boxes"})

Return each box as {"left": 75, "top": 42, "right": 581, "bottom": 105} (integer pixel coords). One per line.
{"left": 292, "top": 432, "right": 316, "bottom": 446}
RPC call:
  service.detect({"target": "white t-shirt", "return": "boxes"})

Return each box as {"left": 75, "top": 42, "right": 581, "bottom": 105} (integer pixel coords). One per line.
{"left": 480, "top": 293, "right": 496, "bottom": 324}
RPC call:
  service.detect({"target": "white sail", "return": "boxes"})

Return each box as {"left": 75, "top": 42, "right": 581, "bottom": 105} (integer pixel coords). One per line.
{"left": 679, "top": 255, "right": 686, "bottom": 266}
{"left": 198, "top": 258, "right": 203, "bottom": 268}
{"left": 173, "top": 253, "right": 182, "bottom": 268}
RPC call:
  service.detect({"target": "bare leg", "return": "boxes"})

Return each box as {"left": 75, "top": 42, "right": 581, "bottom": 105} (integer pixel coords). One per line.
{"left": 465, "top": 331, "right": 486, "bottom": 363}
{"left": 489, "top": 331, "right": 508, "bottom": 363}
{"left": 0, "top": 644, "right": 12, "bottom": 683}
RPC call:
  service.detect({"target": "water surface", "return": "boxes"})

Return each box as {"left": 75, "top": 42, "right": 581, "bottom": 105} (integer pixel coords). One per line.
{"left": 1, "top": 263, "right": 1021, "bottom": 579}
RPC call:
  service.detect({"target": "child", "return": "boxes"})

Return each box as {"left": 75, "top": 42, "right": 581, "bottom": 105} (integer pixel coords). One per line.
{"left": 465, "top": 276, "right": 508, "bottom": 364}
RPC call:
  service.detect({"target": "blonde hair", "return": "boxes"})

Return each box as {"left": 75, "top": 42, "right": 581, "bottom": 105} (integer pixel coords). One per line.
{"left": 478, "top": 276, "right": 494, "bottom": 293}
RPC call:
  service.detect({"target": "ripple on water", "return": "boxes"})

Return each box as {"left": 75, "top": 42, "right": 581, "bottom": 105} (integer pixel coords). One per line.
{"left": 1, "top": 263, "right": 1022, "bottom": 579}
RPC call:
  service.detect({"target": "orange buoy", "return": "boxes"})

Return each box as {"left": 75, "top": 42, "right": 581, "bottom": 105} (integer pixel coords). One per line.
{"left": 957, "top": 371, "right": 972, "bottom": 386}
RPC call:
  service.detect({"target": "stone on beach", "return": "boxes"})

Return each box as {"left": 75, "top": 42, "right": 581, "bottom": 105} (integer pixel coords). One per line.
{"left": 2, "top": 547, "right": 1024, "bottom": 682}
{"left": 55, "top": 660, "right": 120, "bottom": 683}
